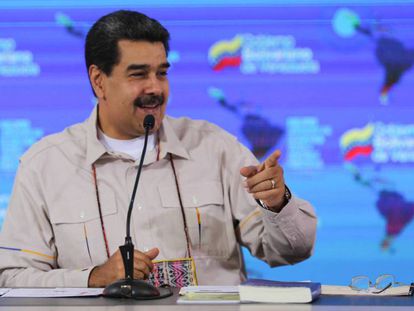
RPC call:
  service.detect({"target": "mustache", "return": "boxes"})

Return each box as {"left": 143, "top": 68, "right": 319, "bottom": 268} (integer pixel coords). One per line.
{"left": 133, "top": 94, "right": 165, "bottom": 108}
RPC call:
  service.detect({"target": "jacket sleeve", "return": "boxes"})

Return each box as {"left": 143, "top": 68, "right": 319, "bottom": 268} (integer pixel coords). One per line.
{"left": 225, "top": 141, "right": 317, "bottom": 267}
{"left": 0, "top": 162, "right": 93, "bottom": 287}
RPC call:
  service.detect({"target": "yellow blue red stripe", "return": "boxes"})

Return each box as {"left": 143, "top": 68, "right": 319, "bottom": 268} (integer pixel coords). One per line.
{"left": 208, "top": 36, "right": 243, "bottom": 70}
{"left": 0, "top": 246, "right": 55, "bottom": 260}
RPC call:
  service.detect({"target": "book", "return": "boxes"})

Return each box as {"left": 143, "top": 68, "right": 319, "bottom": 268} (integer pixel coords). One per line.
{"left": 177, "top": 286, "right": 240, "bottom": 304}
{"left": 239, "top": 279, "right": 321, "bottom": 303}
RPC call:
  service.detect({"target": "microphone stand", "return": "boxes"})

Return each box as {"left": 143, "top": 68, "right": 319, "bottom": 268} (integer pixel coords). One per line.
{"left": 103, "top": 115, "right": 173, "bottom": 299}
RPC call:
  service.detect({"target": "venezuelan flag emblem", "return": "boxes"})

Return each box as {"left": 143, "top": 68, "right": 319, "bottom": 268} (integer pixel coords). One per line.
{"left": 340, "top": 124, "right": 374, "bottom": 161}
{"left": 208, "top": 35, "right": 243, "bottom": 71}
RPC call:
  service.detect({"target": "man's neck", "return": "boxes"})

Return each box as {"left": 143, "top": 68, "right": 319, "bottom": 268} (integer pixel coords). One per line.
{"left": 97, "top": 127, "right": 156, "bottom": 160}
{"left": 97, "top": 103, "right": 146, "bottom": 140}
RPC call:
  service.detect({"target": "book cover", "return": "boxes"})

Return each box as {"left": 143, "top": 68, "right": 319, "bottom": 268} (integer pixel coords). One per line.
{"left": 239, "top": 279, "right": 321, "bottom": 303}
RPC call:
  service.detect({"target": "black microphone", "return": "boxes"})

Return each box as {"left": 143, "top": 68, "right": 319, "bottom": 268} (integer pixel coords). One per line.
{"left": 103, "top": 115, "right": 172, "bottom": 300}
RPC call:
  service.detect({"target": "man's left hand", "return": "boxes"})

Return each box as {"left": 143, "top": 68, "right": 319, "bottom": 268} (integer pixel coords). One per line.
{"left": 240, "top": 150, "right": 286, "bottom": 212}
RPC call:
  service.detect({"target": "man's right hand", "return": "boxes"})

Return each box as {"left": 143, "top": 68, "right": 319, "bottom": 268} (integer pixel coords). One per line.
{"left": 88, "top": 247, "right": 159, "bottom": 287}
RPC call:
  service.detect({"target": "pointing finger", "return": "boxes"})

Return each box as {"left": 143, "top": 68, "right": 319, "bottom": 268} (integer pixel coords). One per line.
{"left": 264, "top": 150, "right": 282, "bottom": 168}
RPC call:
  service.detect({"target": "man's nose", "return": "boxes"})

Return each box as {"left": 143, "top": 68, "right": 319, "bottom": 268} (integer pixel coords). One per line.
{"left": 144, "top": 74, "right": 162, "bottom": 95}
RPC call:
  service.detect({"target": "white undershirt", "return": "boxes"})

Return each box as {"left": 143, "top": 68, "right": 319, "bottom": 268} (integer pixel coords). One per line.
{"left": 97, "top": 128, "right": 156, "bottom": 161}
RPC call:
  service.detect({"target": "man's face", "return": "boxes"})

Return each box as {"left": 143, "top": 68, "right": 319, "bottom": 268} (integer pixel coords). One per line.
{"left": 94, "top": 40, "right": 170, "bottom": 139}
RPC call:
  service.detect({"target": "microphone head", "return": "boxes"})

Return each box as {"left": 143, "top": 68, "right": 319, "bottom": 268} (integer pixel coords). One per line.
{"left": 143, "top": 114, "right": 155, "bottom": 130}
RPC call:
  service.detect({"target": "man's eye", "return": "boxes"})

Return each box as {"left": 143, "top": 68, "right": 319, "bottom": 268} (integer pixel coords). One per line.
{"left": 130, "top": 72, "right": 145, "bottom": 77}
{"left": 158, "top": 71, "right": 168, "bottom": 77}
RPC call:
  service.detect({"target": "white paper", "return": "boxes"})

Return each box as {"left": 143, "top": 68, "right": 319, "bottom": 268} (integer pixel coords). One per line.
{"left": 177, "top": 297, "right": 240, "bottom": 304}
{"left": 179, "top": 286, "right": 239, "bottom": 295}
{"left": 178, "top": 286, "right": 240, "bottom": 304}
{"left": 2, "top": 288, "right": 104, "bottom": 298}
{"left": 0, "top": 288, "right": 11, "bottom": 296}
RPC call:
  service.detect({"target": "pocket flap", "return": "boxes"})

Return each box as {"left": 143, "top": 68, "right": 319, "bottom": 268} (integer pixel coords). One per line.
{"left": 158, "top": 181, "right": 223, "bottom": 208}
{"left": 49, "top": 187, "right": 117, "bottom": 224}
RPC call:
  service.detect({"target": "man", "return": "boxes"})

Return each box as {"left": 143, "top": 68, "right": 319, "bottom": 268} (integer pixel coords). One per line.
{"left": 0, "top": 10, "right": 316, "bottom": 287}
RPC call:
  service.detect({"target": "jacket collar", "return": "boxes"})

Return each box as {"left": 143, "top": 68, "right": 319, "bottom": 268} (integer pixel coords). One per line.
{"left": 157, "top": 116, "right": 190, "bottom": 161}
{"left": 85, "top": 106, "right": 190, "bottom": 166}
{"left": 85, "top": 105, "right": 107, "bottom": 166}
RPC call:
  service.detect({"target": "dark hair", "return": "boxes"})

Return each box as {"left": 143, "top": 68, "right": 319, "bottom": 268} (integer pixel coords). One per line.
{"left": 85, "top": 10, "right": 170, "bottom": 76}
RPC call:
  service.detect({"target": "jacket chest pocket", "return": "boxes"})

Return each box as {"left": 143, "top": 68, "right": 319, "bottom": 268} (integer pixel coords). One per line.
{"left": 158, "top": 181, "right": 230, "bottom": 258}
{"left": 48, "top": 189, "right": 117, "bottom": 268}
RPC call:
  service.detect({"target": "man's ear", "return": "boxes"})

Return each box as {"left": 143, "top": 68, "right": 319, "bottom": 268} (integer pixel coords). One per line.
{"left": 89, "top": 65, "right": 106, "bottom": 99}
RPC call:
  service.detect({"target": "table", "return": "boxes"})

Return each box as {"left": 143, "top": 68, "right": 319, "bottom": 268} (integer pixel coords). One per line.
{"left": 1, "top": 288, "right": 413, "bottom": 310}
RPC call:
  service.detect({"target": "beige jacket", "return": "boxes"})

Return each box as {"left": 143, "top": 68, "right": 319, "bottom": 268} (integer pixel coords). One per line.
{"left": 0, "top": 107, "right": 317, "bottom": 287}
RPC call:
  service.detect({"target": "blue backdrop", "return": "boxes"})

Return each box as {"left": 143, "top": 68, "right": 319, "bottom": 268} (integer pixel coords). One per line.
{"left": 1, "top": 0, "right": 413, "bottom": 285}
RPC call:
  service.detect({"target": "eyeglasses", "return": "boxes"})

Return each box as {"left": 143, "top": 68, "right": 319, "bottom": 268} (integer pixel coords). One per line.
{"left": 350, "top": 274, "right": 404, "bottom": 294}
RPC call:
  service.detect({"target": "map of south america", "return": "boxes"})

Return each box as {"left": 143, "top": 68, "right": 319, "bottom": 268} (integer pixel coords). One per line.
{"left": 333, "top": 8, "right": 414, "bottom": 104}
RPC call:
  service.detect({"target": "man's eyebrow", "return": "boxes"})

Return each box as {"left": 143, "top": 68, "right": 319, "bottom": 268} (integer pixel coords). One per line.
{"left": 126, "top": 64, "right": 149, "bottom": 71}
{"left": 126, "top": 62, "right": 170, "bottom": 71}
